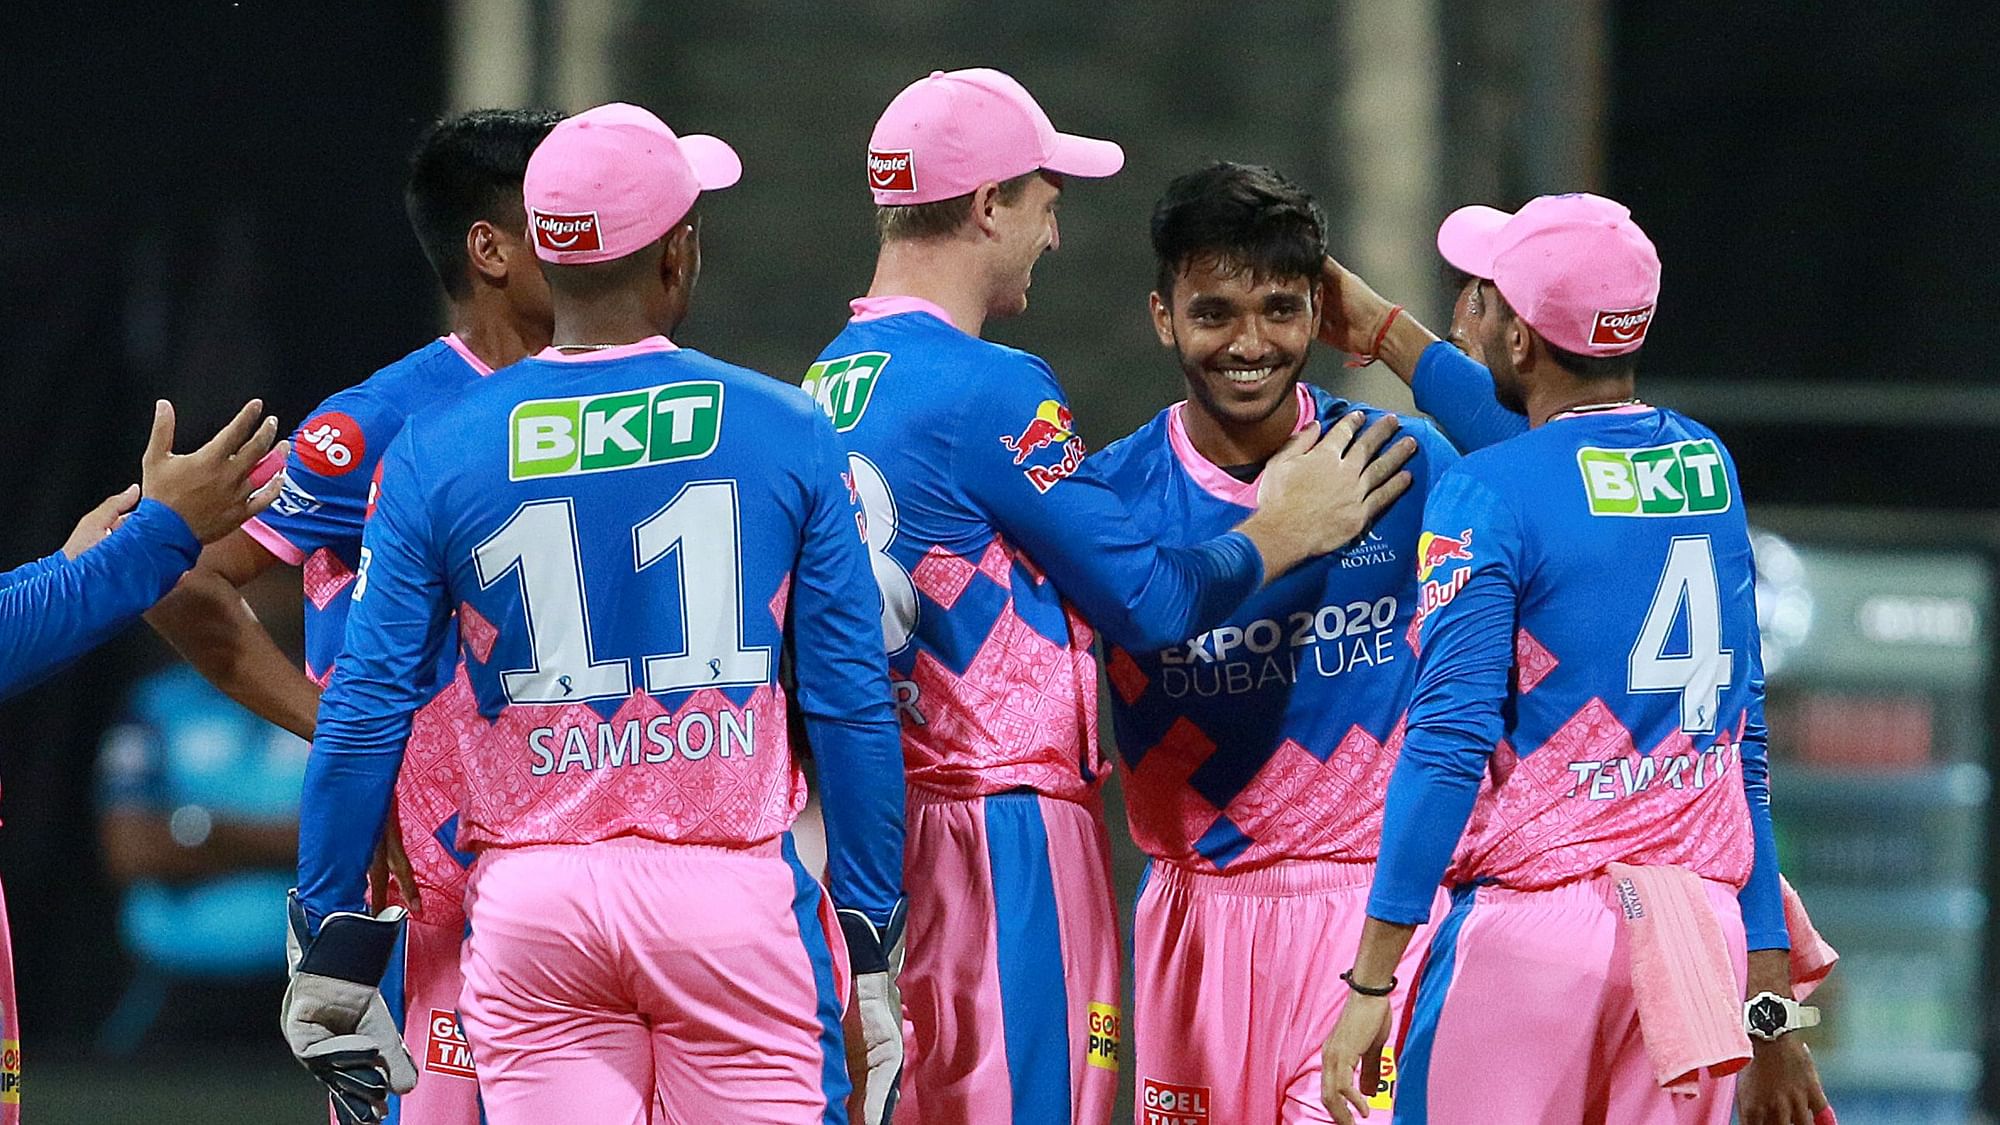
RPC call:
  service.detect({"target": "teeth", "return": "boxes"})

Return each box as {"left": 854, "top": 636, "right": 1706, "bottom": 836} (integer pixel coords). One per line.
{"left": 1223, "top": 367, "right": 1273, "bottom": 384}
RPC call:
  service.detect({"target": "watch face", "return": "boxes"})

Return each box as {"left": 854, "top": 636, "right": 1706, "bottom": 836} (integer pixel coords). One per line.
{"left": 1748, "top": 997, "right": 1787, "bottom": 1036}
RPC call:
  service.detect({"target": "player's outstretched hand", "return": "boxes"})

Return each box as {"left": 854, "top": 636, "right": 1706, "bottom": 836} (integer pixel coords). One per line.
{"left": 1320, "top": 992, "right": 1393, "bottom": 1124}
{"left": 1242, "top": 411, "right": 1416, "bottom": 582}
{"left": 61, "top": 484, "right": 141, "bottom": 559}
{"left": 142, "top": 398, "right": 289, "bottom": 544}
{"left": 281, "top": 892, "right": 418, "bottom": 1125}
{"left": 1738, "top": 1036, "right": 1834, "bottom": 1125}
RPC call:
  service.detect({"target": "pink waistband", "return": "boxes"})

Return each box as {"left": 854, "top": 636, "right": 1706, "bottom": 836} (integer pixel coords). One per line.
{"left": 478, "top": 834, "right": 784, "bottom": 861}
{"left": 1149, "top": 857, "right": 1377, "bottom": 898}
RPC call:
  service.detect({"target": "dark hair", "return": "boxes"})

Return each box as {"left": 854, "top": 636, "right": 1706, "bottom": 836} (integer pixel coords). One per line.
{"left": 404, "top": 108, "right": 565, "bottom": 298}
{"left": 873, "top": 170, "right": 1041, "bottom": 243}
{"left": 1490, "top": 288, "right": 1641, "bottom": 380}
{"left": 1150, "top": 162, "right": 1327, "bottom": 296}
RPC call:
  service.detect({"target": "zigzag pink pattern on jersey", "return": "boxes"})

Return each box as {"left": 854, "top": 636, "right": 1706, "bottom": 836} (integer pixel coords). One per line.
{"left": 1219, "top": 717, "right": 1409, "bottom": 867}
{"left": 456, "top": 684, "right": 805, "bottom": 851}
{"left": 1125, "top": 717, "right": 1217, "bottom": 863}
{"left": 1405, "top": 613, "right": 1423, "bottom": 657}
{"left": 458, "top": 601, "right": 498, "bottom": 663}
{"left": 974, "top": 540, "right": 1013, "bottom": 586}
{"left": 911, "top": 545, "right": 978, "bottom": 610}
{"left": 901, "top": 594, "right": 1101, "bottom": 802}
{"left": 1445, "top": 698, "right": 1755, "bottom": 891}
{"left": 769, "top": 573, "right": 791, "bottom": 625}
{"left": 1515, "top": 629, "right": 1558, "bottom": 693}
{"left": 385, "top": 666, "right": 483, "bottom": 926}
{"left": 1106, "top": 646, "right": 1148, "bottom": 706}
{"left": 303, "top": 549, "right": 355, "bottom": 611}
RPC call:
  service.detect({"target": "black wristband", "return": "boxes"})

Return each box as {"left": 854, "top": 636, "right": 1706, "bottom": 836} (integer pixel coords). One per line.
{"left": 1340, "top": 969, "right": 1396, "bottom": 998}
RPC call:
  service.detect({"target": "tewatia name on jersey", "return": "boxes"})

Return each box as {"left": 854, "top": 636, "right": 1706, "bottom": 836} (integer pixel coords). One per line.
{"left": 527, "top": 708, "right": 758, "bottom": 777}
{"left": 1564, "top": 727, "right": 1745, "bottom": 803}
{"left": 1156, "top": 596, "right": 1399, "bottom": 697}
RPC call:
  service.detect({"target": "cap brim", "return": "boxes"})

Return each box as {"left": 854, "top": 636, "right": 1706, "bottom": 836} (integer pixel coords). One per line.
{"left": 1042, "top": 132, "right": 1124, "bottom": 179}
{"left": 679, "top": 134, "right": 742, "bottom": 191}
{"left": 1435, "top": 204, "right": 1513, "bottom": 279}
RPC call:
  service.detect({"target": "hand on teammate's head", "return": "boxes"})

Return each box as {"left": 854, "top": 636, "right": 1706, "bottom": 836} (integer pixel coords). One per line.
{"left": 1315, "top": 256, "right": 1396, "bottom": 357}
{"left": 141, "top": 398, "right": 290, "bottom": 544}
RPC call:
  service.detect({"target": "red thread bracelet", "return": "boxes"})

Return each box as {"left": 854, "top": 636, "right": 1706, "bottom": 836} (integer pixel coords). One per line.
{"left": 1345, "top": 305, "right": 1404, "bottom": 368}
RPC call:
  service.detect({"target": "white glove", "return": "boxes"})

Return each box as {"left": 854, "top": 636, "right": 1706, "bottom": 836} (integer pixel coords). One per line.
{"left": 281, "top": 891, "right": 419, "bottom": 1124}
{"left": 838, "top": 903, "right": 907, "bottom": 1125}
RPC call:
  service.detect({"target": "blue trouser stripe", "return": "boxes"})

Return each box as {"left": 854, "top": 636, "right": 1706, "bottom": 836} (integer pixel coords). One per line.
{"left": 1395, "top": 884, "right": 1477, "bottom": 1124}
{"left": 783, "top": 833, "right": 851, "bottom": 1123}
{"left": 985, "top": 792, "right": 1072, "bottom": 1125}
{"left": 380, "top": 922, "right": 409, "bottom": 1125}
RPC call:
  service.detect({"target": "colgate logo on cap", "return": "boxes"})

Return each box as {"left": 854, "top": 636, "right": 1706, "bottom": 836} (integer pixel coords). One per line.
{"left": 1590, "top": 304, "right": 1655, "bottom": 347}
{"left": 868, "top": 149, "right": 917, "bottom": 193}
{"left": 532, "top": 209, "right": 602, "bottom": 253}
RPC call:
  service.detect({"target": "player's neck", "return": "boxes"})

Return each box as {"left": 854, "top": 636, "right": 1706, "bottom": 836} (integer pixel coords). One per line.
{"left": 867, "top": 242, "right": 990, "bottom": 339}
{"left": 1180, "top": 394, "right": 1298, "bottom": 471}
{"left": 450, "top": 294, "right": 548, "bottom": 371}
{"left": 549, "top": 291, "right": 673, "bottom": 351}
{"left": 1526, "top": 375, "right": 1638, "bottom": 428}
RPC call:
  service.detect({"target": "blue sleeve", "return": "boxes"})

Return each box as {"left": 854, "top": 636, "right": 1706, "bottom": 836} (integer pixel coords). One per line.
{"left": 1733, "top": 518, "right": 1788, "bottom": 950}
{"left": 1410, "top": 341, "right": 1529, "bottom": 453}
{"left": 960, "top": 360, "right": 1263, "bottom": 651}
{"left": 250, "top": 394, "right": 389, "bottom": 563}
{"left": 0, "top": 500, "right": 199, "bottom": 702}
{"left": 0, "top": 552, "right": 67, "bottom": 592}
{"left": 792, "top": 417, "right": 906, "bottom": 928}
{"left": 1367, "top": 470, "right": 1523, "bottom": 924}
{"left": 295, "top": 429, "right": 452, "bottom": 928}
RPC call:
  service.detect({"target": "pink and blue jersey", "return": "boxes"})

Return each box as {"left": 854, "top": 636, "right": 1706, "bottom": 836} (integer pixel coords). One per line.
{"left": 807, "top": 300, "right": 1266, "bottom": 802}
{"left": 296, "top": 336, "right": 905, "bottom": 935}
{"left": 1091, "top": 384, "right": 1457, "bottom": 871}
{"left": 246, "top": 335, "right": 489, "bottom": 929}
{"left": 1366, "top": 395, "right": 1787, "bottom": 950}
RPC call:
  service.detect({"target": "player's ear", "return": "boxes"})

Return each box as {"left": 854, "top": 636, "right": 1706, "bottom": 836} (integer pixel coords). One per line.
{"left": 662, "top": 220, "right": 701, "bottom": 294}
{"left": 971, "top": 182, "right": 1003, "bottom": 239}
{"left": 1149, "top": 289, "right": 1176, "bottom": 348}
{"left": 465, "top": 220, "right": 508, "bottom": 286}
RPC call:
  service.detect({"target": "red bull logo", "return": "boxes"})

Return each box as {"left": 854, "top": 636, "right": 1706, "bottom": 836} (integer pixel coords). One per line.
{"left": 1415, "top": 528, "right": 1473, "bottom": 581}
{"left": 1000, "top": 400, "right": 1075, "bottom": 464}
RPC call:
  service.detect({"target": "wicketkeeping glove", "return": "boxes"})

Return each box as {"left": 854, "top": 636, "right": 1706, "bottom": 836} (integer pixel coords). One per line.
{"left": 281, "top": 890, "right": 418, "bottom": 1125}
{"left": 838, "top": 901, "right": 908, "bottom": 1125}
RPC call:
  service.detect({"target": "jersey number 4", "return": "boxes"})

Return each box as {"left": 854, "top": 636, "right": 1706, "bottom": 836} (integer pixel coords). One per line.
{"left": 473, "top": 484, "right": 771, "bottom": 704}
{"left": 1628, "top": 535, "right": 1734, "bottom": 734}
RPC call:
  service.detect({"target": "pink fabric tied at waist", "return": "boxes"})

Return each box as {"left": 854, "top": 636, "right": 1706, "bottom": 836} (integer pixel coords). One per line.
{"left": 1781, "top": 874, "right": 1839, "bottom": 1001}
{"left": 1607, "top": 862, "right": 1750, "bottom": 1096}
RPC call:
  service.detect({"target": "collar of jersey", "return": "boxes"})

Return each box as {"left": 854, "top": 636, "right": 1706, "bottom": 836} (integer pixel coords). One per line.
{"left": 848, "top": 295, "right": 962, "bottom": 332}
{"left": 532, "top": 336, "right": 678, "bottom": 363}
{"left": 1167, "top": 383, "right": 1315, "bottom": 507}
{"left": 439, "top": 333, "right": 496, "bottom": 376}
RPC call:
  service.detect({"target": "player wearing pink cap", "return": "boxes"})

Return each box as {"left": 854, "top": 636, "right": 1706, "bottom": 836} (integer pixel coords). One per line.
{"left": 1315, "top": 195, "right": 1833, "bottom": 1125}
{"left": 285, "top": 103, "right": 907, "bottom": 1125}
{"left": 807, "top": 70, "right": 1416, "bottom": 1124}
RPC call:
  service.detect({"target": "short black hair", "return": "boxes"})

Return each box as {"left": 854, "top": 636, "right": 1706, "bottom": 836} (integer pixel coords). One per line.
{"left": 404, "top": 108, "right": 565, "bottom": 298}
{"left": 1150, "top": 162, "right": 1327, "bottom": 297}
{"left": 1491, "top": 288, "right": 1641, "bottom": 380}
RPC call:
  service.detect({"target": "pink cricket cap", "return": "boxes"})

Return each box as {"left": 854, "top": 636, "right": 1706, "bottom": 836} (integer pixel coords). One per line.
{"left": 522, "top": 102, "right": 741, "bottom": 265}
{"left": 1436, "top": 192, "right": 1662, "bottom": 355}
{"left": 866, "top": 68, "right": 1124, "bottom": 205}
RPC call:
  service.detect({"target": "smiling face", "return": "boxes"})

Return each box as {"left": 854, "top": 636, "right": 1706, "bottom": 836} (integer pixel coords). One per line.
{"left": 1153, "top": 254, "right": 1316, "bottom": 433}
{"left": 986, "top": 172, "right": 1064, "bottom": 319}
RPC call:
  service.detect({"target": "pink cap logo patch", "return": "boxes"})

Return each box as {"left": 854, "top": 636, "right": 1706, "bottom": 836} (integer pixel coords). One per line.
{"left": 1590, "top": 305, "right": 1655, "bottom": 347}
{"left": 531, "top": 209, "right": 602, "bottom": 254}
{"left": 867, "top": 149, "right": 916, "bottom": 193}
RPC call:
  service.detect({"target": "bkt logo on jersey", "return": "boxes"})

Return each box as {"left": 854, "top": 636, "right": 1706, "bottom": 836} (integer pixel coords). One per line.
{"left": 511, "top": 381, "right": 724, "bottom": 480}
{"left": 802, "top": 351, "right": 889, "bottom": 432}
{"left": 530, "top": 208, "right": 602, "bottom": 254}
{"left": 1577, "top": 439, "right": 1731, "bottom": 517}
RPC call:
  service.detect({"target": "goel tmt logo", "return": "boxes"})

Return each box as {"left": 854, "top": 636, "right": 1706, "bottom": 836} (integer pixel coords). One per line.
{"left": 1577, "top": 439, "right": 1731, "bottom": 517}
{"left": 511, "top": 381, "right": 724, "bottom": 480}
{"left": 801, "top": 352, "right": 889, "bottom": 432}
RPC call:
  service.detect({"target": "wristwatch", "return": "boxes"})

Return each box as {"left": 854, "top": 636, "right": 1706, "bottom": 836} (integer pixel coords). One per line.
{"left": 1743, "top": 991, "right": 1821, "bottom": 1041}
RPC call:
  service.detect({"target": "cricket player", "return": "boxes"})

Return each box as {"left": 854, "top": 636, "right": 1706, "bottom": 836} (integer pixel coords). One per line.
{"left": 149, "top": 109, "right": 561, "bottom": 1124}
{"left": 1092, "top": 163, "right": 1458, "bottom": 1124}
{"left": 285, "top": 102, "right": 905, "bottom": 1125}
{"left": 0, "top": 395, "right": 282, "bottom": 1123}
{"left": 1319, "top": 194, "right": 1830, "bottom": 1125}
{"left": 809, "top": 71, "right": 1416, "bottom": 1124}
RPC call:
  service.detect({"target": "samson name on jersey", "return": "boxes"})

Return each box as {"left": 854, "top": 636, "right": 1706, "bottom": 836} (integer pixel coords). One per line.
{"left": 297, "top": 337, "right": 905, "bottom": 929}
{"left": 1093, "top": 384, "right": 1457, "bottom": 871}
{"left": 1368, "top": 404, "right": 1786, "bottom": 949}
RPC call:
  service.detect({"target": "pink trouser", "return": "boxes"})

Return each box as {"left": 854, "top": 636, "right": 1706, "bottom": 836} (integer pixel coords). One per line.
{"left": 1133, "top": 859, "right": 1439, "bottom": 1125}
{"left": 1397, "top": 878, "right": 1748, "bottom": 1124}
{"left": 0, "top": 881, "right": 18, "bottom": 1124}
{"left": 457, "top": 836, "right": 851, "bottom": 1125}
{"left": 897, "top": 788, "right": 1120, "bottom": 1125}
{"left": 382, "top": 914, "right": 482, "bottom": 1124}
